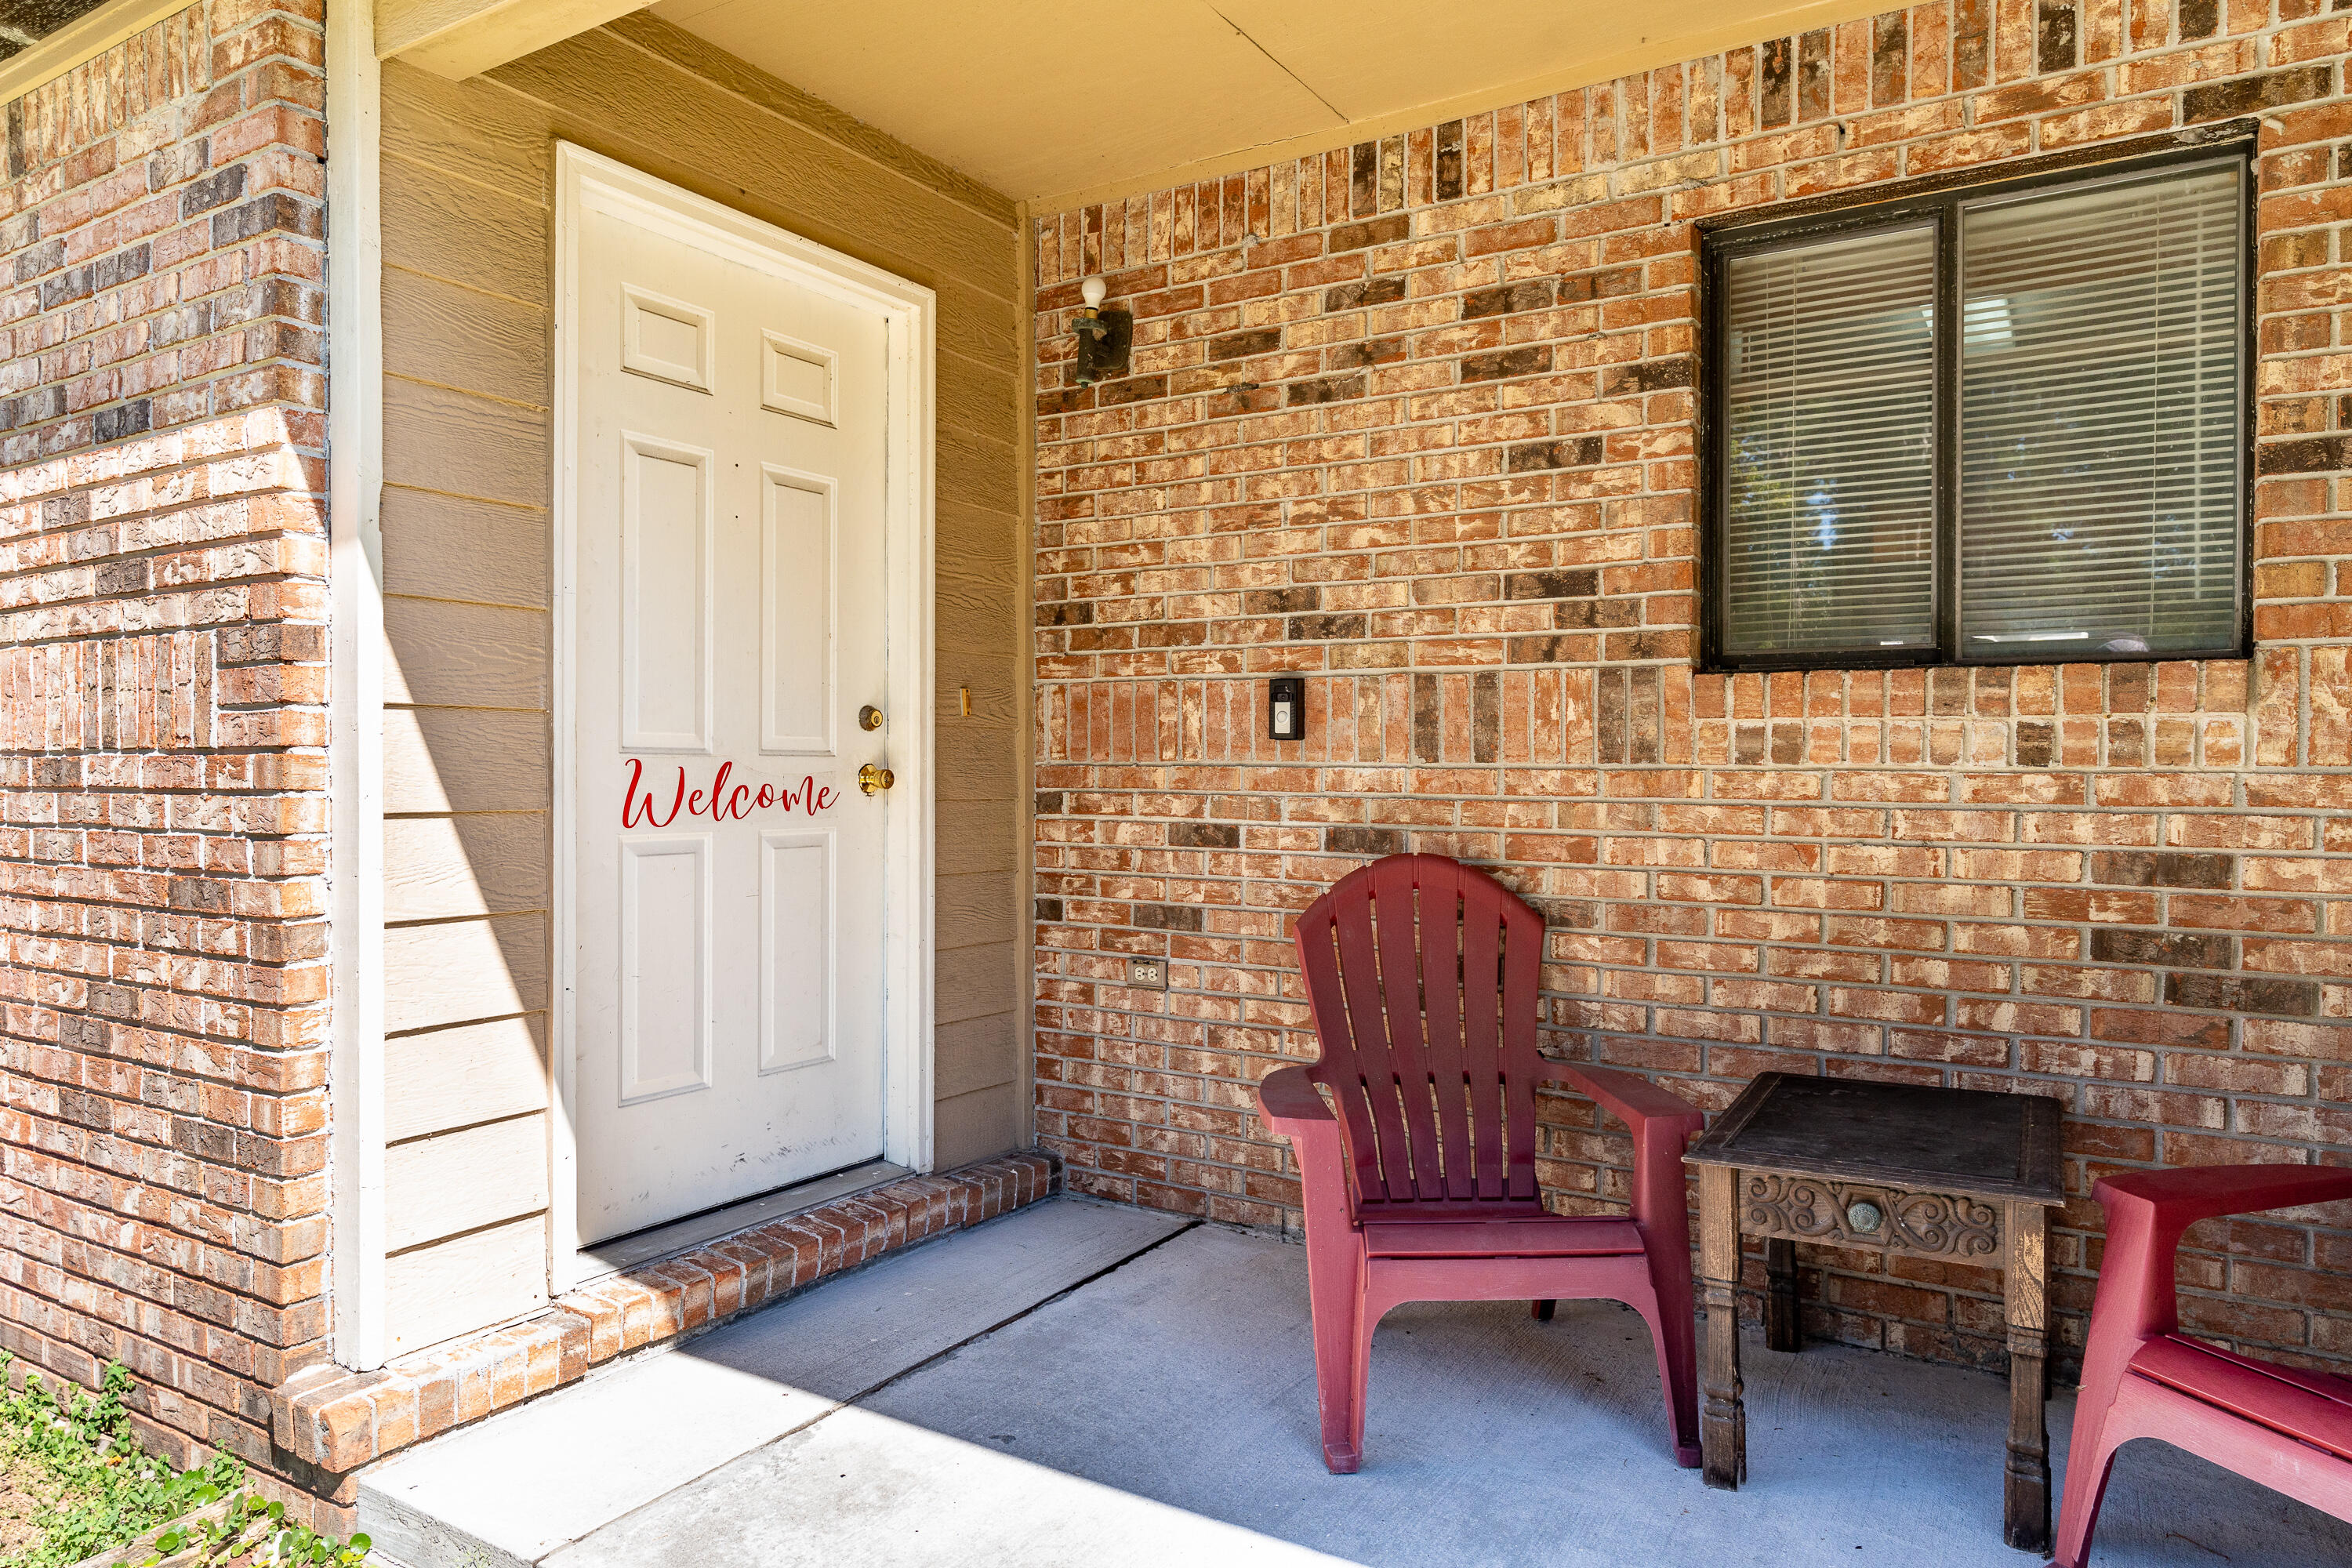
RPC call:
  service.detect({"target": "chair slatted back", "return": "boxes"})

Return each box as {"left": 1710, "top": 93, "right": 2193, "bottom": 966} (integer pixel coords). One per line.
{"left": 1291, "top": 854, "right": 1546, "bottom": 1206}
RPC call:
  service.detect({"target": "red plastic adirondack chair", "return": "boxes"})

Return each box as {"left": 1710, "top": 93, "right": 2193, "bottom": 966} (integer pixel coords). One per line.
{"left": 2056, "top": 1164, "right": 2352, "bottom": 1567}
{"left": 1258, "top": 853, "right": 1704, "bottom": 1474}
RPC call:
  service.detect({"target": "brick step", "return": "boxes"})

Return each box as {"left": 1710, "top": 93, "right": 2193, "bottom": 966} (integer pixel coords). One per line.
{"left": 272, "top": 1154, "right": 1058, "bottom": 1483}
{"left": 347, "top": 1194, "right": 1183, "bottom": 1567}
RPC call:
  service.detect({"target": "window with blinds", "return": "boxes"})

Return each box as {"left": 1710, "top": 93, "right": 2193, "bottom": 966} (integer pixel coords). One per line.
{"left": 1722, "top": 227, "right": 1938, "bottom": 658}
{"left": 1704, "top": 151, "right": 2248, "bottom": 670}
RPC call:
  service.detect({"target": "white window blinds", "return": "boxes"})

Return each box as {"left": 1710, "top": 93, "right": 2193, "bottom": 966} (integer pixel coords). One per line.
{"left": 1957, "top": 165, "right": 2244, "bottom": 655}
{"left": 1722, "top": 226, "right": 1939, "bottom": 657}
{"left": 1711, "top": 154, "right": 2246, "bottom": 669}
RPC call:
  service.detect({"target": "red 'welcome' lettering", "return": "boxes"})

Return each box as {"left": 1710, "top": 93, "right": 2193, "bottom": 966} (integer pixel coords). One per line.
{"left": 621, "top": 759, "right": 839, "bottom": 827}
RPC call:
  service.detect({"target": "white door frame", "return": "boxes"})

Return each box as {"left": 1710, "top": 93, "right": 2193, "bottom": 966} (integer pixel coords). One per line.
{"left": 549, "top": 143, "right": 935, "bottom": 1294}
{"left": 325, "top": 0, "right": 387, "bottom": 1370}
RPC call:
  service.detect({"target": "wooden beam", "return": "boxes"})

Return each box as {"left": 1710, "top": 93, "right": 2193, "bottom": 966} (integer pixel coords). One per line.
{"left": 376, "top": 0, "right": 645, "bottom": 79}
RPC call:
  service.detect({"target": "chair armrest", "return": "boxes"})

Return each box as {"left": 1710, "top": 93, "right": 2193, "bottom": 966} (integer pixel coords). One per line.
{"left": 1538, "top": 1065, "right": 1704, "bottom": 1233}
{"left": 2075, "top": 1164, "right": 2352, "bottom": 1423}
{"left": 1255, "top": 1064, "right": 1356, "bottom": 1231}
{"left": 1256, "top": 1064, "right": 1337, "bottom": 1134}
{"left": 2096, "top": 1164, "right": 2352, "bottom": 1228}
{"left": 1539, "top": 1064, "right": 1706, "bottom": 1138}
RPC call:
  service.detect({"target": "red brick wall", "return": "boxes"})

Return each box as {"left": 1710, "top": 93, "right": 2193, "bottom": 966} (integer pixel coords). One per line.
{"left": 0, "top": 0, "right": 335, "bottom": 1502}
{"left": 1030, "top": 0, "right": 2352, "bottom": 1378}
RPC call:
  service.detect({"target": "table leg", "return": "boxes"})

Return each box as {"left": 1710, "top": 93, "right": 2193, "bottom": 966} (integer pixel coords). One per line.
{"left": 2003, "top": 1202, "right": 2051, "bottom": 1552}
{"left": 1764, "top": 1237, "right": 1800, "bottom": 1352}
{"left": 1698, "top": 1163, "right": 1745, "bottom": 1490}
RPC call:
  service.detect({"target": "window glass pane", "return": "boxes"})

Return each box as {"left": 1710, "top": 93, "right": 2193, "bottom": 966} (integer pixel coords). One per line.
{"left": 1722, "top": 226, "right": 1940, "bottom": 657}
{"left": 1958, "top": 165, "right": 2243, "bottom": 655}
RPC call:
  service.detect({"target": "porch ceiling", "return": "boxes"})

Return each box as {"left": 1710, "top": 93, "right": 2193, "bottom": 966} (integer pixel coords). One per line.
{"left": 644, "top": 0, "right": 1901, "bottom": 209}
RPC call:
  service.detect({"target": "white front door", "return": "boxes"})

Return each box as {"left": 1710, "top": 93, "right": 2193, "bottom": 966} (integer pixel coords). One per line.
{"left": 567, "top": 176, "right": 898, "bottom": 1244}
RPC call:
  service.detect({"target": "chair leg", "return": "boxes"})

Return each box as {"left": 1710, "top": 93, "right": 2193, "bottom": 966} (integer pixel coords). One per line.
{"left": 1338, "top": 1292, "right": 1377, "bottom": 1471}
{"left": 1303, "top": 1233, "right": 1367, "bottom": 1473}
{"left": 1629, "top": 1299, "right": 1702, "bottom": 1468}
{"left": 1531, "top": 1299, "right": 1555, "bottom": 1322}
{"left": 2055, "top": 1270, "right": 2147, "bottom": 1568}
{"left": 2053, "top": 1414, "right": 2130, "bottom": 1568}
{"left": 1639, "top": 1236, "right": 1703, "bottom": 1468}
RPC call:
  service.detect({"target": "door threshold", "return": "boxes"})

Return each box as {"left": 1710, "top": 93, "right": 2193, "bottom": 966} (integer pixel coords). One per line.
{"left": 573, "top": 1159, "right": 910, "bottom": 1284}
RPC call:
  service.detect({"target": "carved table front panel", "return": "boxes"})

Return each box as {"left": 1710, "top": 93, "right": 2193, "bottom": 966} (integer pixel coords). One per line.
{"left": 1738, "top": 1174, "right": 2003, "bottom": 1261}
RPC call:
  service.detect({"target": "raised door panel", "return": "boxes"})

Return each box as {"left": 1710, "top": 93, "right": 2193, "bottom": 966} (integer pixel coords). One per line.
{"left": 621, "top": 437, "right": 714, "bottom": 753}
{"left": 760, "top": 331, "right": 836, "bottom": 423}
{"left": 760, "top": 469, "right": 834, "bottom": 755}
{"left": 622, "top": 285, "right": 716, "bottom": 392}
{"left": 758, "top": 830, "right": 833, "bottom": 1074}
{"left": 619, "top": 835, "right": 710, "bottom": 1102}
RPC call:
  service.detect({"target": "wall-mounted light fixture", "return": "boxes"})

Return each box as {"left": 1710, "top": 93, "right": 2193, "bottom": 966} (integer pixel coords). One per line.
{"left": 1070, "top": 275, "right": 1131, "bottom": 387}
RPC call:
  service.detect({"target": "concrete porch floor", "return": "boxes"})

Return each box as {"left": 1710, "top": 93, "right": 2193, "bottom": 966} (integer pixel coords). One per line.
{"left": 358, "top": 1196, "right": 2352, "bottom": 1567}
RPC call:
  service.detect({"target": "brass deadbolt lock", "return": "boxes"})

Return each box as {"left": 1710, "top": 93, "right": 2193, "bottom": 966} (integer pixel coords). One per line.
{"left": 858, "top": 705, "right": 885, "bottom": 731}
{"left": 858, "top": 763, "right": 895, "bottom": 795}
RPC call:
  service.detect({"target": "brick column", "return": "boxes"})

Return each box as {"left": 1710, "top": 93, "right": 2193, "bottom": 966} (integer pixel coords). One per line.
{"left": 0, "top": 0, "right": 337, "bottom": 1514}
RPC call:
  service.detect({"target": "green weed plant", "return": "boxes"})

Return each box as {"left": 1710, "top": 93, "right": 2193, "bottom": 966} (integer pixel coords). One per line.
{"left": 0, "top": 1356, "right": 370, "bottom": 1567}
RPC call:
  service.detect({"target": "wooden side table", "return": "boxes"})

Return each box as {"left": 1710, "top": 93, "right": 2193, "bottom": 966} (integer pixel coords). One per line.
{"left": 1683, "top": 1073, "right": 2066, "bottom": 1552}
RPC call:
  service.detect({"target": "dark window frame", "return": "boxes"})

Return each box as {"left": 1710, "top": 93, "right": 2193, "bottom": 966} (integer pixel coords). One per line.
{"left": 1697, "top": 138, "right": 2257, "bottom": 675}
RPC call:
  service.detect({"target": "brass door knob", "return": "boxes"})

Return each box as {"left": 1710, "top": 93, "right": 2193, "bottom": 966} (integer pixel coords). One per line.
{"left": 858, "top": 763, "right": 895, "bottom": 795}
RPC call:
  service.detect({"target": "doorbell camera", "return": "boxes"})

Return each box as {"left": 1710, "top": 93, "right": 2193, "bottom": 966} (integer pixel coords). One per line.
{"left": 1269, "top": 676, "right": 1305, "bottom": 742}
